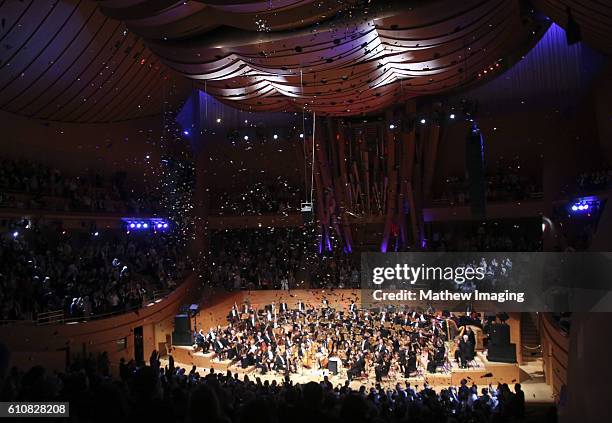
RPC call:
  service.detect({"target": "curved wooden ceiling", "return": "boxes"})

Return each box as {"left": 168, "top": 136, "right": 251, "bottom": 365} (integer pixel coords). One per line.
{"left": 6, "top": 1, "right": 601, "bottom": 121}
{"left": 0, "top": 0, "right": 189, "bottom": 123}
{"left": 95, "top": 0, "right": 547, "bottom": 116}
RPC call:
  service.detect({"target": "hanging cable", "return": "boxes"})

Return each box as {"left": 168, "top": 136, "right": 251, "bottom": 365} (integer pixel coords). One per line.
{"left": 300, "top": 69, "right": 309, "bottom": 203}
{"left": 310, "top": 111, "right": 316, "bottom": 205}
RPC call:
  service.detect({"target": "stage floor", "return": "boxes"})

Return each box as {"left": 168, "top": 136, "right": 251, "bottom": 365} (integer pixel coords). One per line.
{"left": 167, "top": 345, "right": 551, "bottom": 401}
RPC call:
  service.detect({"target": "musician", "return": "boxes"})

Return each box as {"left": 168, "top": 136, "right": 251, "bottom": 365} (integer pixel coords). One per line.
{"left": 273, "top": 351, "right": 287, "bottom": 372}
{"left": 347, "top": 353, "right": 365, "bottom": 381}
{"left": 194, "top": 329, "right": 206, "bottom": 351}
{"left": 374, "top": 352, "right": 390, "bottom": 382}
{"left": 360, "top": 336, "right": 372, "bottom": 352}
{"left": 375, "top": 339, "right": 387, "bottom": 354}
{"left": 465, "top": 326, "right": 477, "bottom": 358}
{"left": 405, "top": 349, "right": 417, "bottom": 377}
{"left": 248, "top": 313, "right": 257, "bottom": 328}
{"left": 457, "top": 334, "right": 474, "bottom": 368}
{"left": 228, "top": 304, "right": 240, "bottom": 322}
{"left": 213, "top": 336, "right": 226, "bottom": 359}
{"left": 434, "top": 338, "right": 446, "bottom": 364}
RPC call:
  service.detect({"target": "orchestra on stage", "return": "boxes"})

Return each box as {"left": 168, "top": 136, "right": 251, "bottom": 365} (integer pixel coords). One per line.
{"left": 191, "top": 300, "right": 490, "bottom": 382}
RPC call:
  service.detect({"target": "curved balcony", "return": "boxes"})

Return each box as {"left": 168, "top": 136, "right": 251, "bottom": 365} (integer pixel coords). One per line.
{"left": 0, "top": 274, "right": 200, "bottom": 375}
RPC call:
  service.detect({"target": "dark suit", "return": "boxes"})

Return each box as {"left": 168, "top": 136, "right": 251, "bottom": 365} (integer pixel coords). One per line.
{"left": 458, "top": 338, "right": 473, "bottom": 368}
{"left": 347, "top": 357, "right": 365, "bottom": 381}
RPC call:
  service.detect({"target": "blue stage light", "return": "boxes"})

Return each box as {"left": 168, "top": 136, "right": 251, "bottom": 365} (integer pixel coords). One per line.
{"left": 143, "top": 223, "right": 148, "bottom": 228}
{"left": 183, "top": 130, "right": 190, "bottom": 136}
{"left": 569, "top": 197, "right": 599, "bottom": 215}
{"left": 130, "top": 223, "right": 136, "bottom": 228}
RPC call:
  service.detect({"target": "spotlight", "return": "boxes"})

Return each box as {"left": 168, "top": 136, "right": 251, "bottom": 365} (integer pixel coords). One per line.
{"left": 243, "top": 135, "right": 249, "bottom": 141}
{"left": 273, "top": 134, "right": 278, "bottom": 140}
{"left": 216, "top": 118, "right": 221, "bottom": 123}
{"left": 163, "top": 223, "right": 168, "bottom": 228}
{"left": 583, "top": 204, "right": 589, "bottom": 210}
{"left": 130, "top": 223, "right": 136, "bottom": 228}
{"left": 143, "top": 223, "right": 148, "bottom": 228}
{"left": 136, "top": 223, "right": 142, "bottom": 228}
{"left": 299, "top": 133, "right": 304, "bottom": 139}
{"left": 12, "top": 231, "right": 18, "bottom": 238}
{"left": 183, "top": 130, "right": 190, "bottom": 136}
{"left": 157, "top": 223, "right": 163, "bottom": 229}
{"left": 389, "top": 124, "right": 395, "bottom": 130}
{"left": 420, "top": 118, "right": 426, "bottom": 124}
{"left": 449, "top": 114, "right": 455, "bottom": 119}
{"left": 94, "top": 231, "right": 99, "bottom": 237}
{"left": 571, "top": 205, "right": 578, "bottom": 211}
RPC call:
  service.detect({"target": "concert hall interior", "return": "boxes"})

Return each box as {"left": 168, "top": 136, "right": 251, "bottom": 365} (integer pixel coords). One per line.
{"left": 1, "top": 1, "right": 612, "bottom": 422}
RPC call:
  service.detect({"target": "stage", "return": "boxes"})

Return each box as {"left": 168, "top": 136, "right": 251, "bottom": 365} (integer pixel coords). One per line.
{"left": 168, "top": 345, "right": 523, "bottom": 387}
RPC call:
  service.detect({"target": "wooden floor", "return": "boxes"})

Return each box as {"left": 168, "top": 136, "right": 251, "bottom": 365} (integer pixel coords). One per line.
{"left": 169, "top": 345, "right": 522, "bottom": 386}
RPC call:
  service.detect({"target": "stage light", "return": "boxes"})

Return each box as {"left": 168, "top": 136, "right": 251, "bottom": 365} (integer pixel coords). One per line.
{"left": 420, "top": 118, "right": 426, "bottom": 124}
{"left": 273, "top": 134, "right": 278, "bottom": 140}
{"left": 449, "top": 114, "right": 455, "bottom": 119}
{"left": 94, "top": 231, "right": 99, "bottom": 237}
{"left": 243, "top": 135, "right": 249, "bottom": 141}
{"left": 143, "top": 223, "right": 148, "bottom": 228}
{"left": 389, "top": 124, "right": 395, "bottom": 130}
{"left": 569, "top": 197, "right": 599, "bottom": 214}
{"left": 130, "top": 223, "right": 136, "bottom": 228}
{"left": 136, "top": 223, "right": 142, "bottom": 228}
{"left": 299, "top": 133, "right": 304, "bottom": 139}
{"left": 183, "top": 130, "right": 190, "bottom": 136}
{"left": 163, "top": 223, "right": 168, "bottom": 228}
{"left": 157, "top": 223, "right": 163, "bottom": 229}
{"left": 12, "top": 231, "right": 18, "bottom": 238}
{"left": 216, "top": 118, "right": 221, "bottom": 123}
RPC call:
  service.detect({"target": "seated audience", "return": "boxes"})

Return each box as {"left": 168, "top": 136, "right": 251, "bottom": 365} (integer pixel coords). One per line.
{"left": 0, "top": 228, "right": 188, "bottom": 320}
{"left": 0, "top": 157, "right": 161, "bottom": 214}
{"left": 205, "top": 228, "right": 358, "bottom": 290}
{"left": 0, "top": 345, "right": 531, "bottom": 423}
